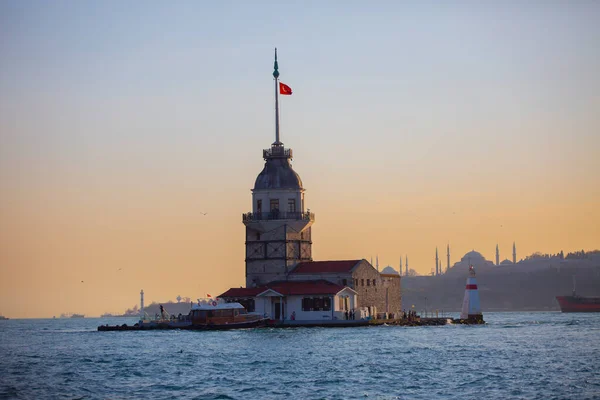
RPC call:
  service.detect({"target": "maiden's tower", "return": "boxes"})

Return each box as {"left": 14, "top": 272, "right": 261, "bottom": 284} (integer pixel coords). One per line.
{"left": 242, "top": 49, "right": 314, "bottom": 287}
{"left": 221, "top": 50, "right": 401, "bottom": 323}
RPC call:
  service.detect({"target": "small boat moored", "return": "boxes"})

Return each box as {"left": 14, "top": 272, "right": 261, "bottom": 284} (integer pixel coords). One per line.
{"left": 98, "top": 298, "right": 267, "bottom": 331}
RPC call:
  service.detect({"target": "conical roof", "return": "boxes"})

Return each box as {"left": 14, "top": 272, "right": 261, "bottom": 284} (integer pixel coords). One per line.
{"left": 254, "top": 157, "right": 303, "bottom": 190}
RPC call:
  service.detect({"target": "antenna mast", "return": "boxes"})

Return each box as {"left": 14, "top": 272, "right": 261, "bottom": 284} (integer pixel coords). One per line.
{"left": 273, "top": 48, "right": 281, "bottom": 145}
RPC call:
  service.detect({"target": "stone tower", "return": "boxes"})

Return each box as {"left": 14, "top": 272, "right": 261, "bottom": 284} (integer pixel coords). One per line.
{"left": 243, "top": 49, "right": 315, "bottom": 287}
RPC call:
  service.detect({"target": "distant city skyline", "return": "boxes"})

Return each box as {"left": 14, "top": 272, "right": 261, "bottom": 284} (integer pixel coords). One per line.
{"left": 1, "top": 2, "right": 599, "bottom": 317}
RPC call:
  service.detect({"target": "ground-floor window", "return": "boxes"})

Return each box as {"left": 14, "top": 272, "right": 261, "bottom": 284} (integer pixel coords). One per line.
{"left": 302, "top": 297, "right": 331, "bottom": 311}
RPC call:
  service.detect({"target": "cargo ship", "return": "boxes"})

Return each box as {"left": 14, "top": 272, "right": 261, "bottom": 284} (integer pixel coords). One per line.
{"left": 556, "top": 295, "right": 600, "bottom": 312}
{"left": 556, "top": 277, "right": 600, "bottom": 312}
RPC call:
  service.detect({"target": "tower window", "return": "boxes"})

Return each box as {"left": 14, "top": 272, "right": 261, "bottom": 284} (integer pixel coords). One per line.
{"left": 270, "top": 199, "right": 279, "bottom": 211}
{"left": 367, "top": 279, "right": 370, "bottom": 286}
{"left": 288, "top": 199, "right": 296, "bottom": 213}
{"left": 257, "top": 200, "right": 262, "bottom": 213}
{"left": 361, "top": 279, "right": 364, "bottom": 287}
{"left": 373, "top": 279, "right": 376, "bottom": 286}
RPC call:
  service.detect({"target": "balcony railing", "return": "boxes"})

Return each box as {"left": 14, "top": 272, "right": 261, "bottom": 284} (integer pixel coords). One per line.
{"left": 263, "top": 147, "right": 292, "bottom": 159}
{"left": 243, "top": 211, "right": 315, "bottom": 223}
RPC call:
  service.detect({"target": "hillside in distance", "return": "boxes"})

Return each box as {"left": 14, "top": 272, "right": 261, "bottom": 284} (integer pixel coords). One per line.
{"left": 402, "top": 259, "right": 600, "bottom": 312}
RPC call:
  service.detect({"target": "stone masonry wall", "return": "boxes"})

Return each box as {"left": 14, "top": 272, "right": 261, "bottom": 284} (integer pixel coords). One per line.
{"left": 246, "top": 225, "right": 313, "bottom": 287}
{"left": 352, "top": 261, "right": 402, "bottom": 315}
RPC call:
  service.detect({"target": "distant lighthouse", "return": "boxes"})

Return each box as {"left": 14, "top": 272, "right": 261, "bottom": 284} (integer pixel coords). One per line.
{"left": 459, "top": 266, "right": 484, "bottom": 323}
{"left": 140, "top": 289, "right": 145, "bottom": 321}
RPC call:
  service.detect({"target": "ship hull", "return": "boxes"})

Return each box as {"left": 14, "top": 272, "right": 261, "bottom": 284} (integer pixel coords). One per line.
{"left": 556, "top": 296, "right": 600, "bottom": 313}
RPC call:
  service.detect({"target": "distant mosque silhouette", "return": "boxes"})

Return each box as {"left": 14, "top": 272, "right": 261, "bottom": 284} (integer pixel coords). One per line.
{"left": 423, "top": 242, "right": 519, "bottom": 277}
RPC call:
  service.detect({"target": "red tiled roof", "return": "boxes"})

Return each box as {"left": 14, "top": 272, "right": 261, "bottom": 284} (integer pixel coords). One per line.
{"left": 290, "top": 260, "right": 362, "bottom": 274}
{"left": 219, "top": 280, "right": 350, "bottom": 298}
{"left": 218, "top": 287, "right": 264, "bottom": 298}
{"left": 265, "top": 280, "right": 347, "bottom": 295}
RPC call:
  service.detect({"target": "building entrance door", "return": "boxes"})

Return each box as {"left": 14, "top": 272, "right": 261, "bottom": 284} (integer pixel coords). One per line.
{"left": 274, "top": 301, "right": 281, "bottom": 320}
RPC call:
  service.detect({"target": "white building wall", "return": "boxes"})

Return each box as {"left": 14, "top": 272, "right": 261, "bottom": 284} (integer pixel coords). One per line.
{"left": 254, "top": 297, "right": 270, "bottom": 318}
{"left": 253, "top": 292, "right": 358, "bottom": 321}
{"left": 286, "top": 296, "right": 336, "bottom": 321}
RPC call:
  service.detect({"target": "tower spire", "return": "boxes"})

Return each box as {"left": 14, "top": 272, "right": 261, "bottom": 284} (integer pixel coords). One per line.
{"left": 273, "top": 48, "right": 282, "bottom": 146}
{"left": 435, "top": 247, "right": 439, "bottom": 276}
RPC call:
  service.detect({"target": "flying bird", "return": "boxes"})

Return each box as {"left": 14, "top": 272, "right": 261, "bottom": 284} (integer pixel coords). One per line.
{"left": 201, "top": 212, "right": 208, "bottom": 215}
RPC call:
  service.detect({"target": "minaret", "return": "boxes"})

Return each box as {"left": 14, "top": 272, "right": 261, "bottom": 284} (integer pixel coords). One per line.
{"left": 243, "top": 49, "right": 314, "bottom": 287}
{"left": 405, "top": 256, "right": 409, "bottom": 276}
{"left": 496, "top": 244, "right": 500, "bottom": 266}
{"left": 376, "top": 255, "right": 379, "bottom": 272}
{"left": 399, "top": 256, "right": 402, "bottom": 275}
{"left": 513, "top": 242, "right": 517, "bottom": 264}
{"left": 446, "top": 243, "right": 450, "bottom": 273}
{"left": 435, "top": 247, "right": 439, "bottom": 276}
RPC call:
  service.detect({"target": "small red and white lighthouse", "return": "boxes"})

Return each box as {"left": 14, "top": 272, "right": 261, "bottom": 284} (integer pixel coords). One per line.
{"left": 460, "top": 265, "right": 484, "bottom": 323}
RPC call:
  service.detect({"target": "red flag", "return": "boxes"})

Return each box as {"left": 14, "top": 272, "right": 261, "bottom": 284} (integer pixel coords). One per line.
{"left": 279, "top": 82, "right": 292, "bottom": 95}
{"left": 206, "top": 294, "right": 212, "bottom": 298}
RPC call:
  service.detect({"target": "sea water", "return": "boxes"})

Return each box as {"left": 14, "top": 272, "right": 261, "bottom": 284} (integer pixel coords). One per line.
{"left": 1, "top": 312, "right": 599, "bottom": 399}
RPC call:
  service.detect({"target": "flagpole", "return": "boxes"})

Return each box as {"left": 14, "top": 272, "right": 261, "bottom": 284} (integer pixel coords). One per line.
{"left": 273, "top": 48, "right": 281, "bottom": 145}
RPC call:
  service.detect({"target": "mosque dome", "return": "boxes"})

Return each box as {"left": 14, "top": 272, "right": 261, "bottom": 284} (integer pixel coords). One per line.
{"left": 381, "top": 266, "right": 399, "bottom": 275}
{"left": 500, "top": 259, "right": 513, "bottom": 265}
{"left": 461, "top": 250, "right": 486, "bottom": 262}
{"left": 254, "top": 157, "right": 303, "bottom": 191}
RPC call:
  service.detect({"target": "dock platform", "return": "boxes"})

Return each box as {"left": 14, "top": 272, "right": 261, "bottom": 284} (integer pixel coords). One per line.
{"left": 97, "top": 317, "right": 473, "bottom": 331}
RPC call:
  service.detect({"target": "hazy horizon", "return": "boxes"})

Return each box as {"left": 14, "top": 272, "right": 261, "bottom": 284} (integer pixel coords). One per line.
{"left": 1, "top": 1, "right": 599, "bottom": 318}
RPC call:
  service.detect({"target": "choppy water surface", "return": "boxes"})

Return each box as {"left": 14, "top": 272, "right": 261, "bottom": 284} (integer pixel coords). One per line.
{"left": 1, "top": 313, "right": 599, "bottom": 399}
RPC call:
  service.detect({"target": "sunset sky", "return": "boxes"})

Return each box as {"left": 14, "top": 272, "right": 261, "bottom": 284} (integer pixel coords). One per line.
{"left": 1, "top": 2, "right": 599, "bottom": 318}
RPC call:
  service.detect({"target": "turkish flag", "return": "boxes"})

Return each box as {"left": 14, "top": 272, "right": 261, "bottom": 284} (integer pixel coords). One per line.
{"left": 279, "top": 82, "right": 292, "bottom": 95}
